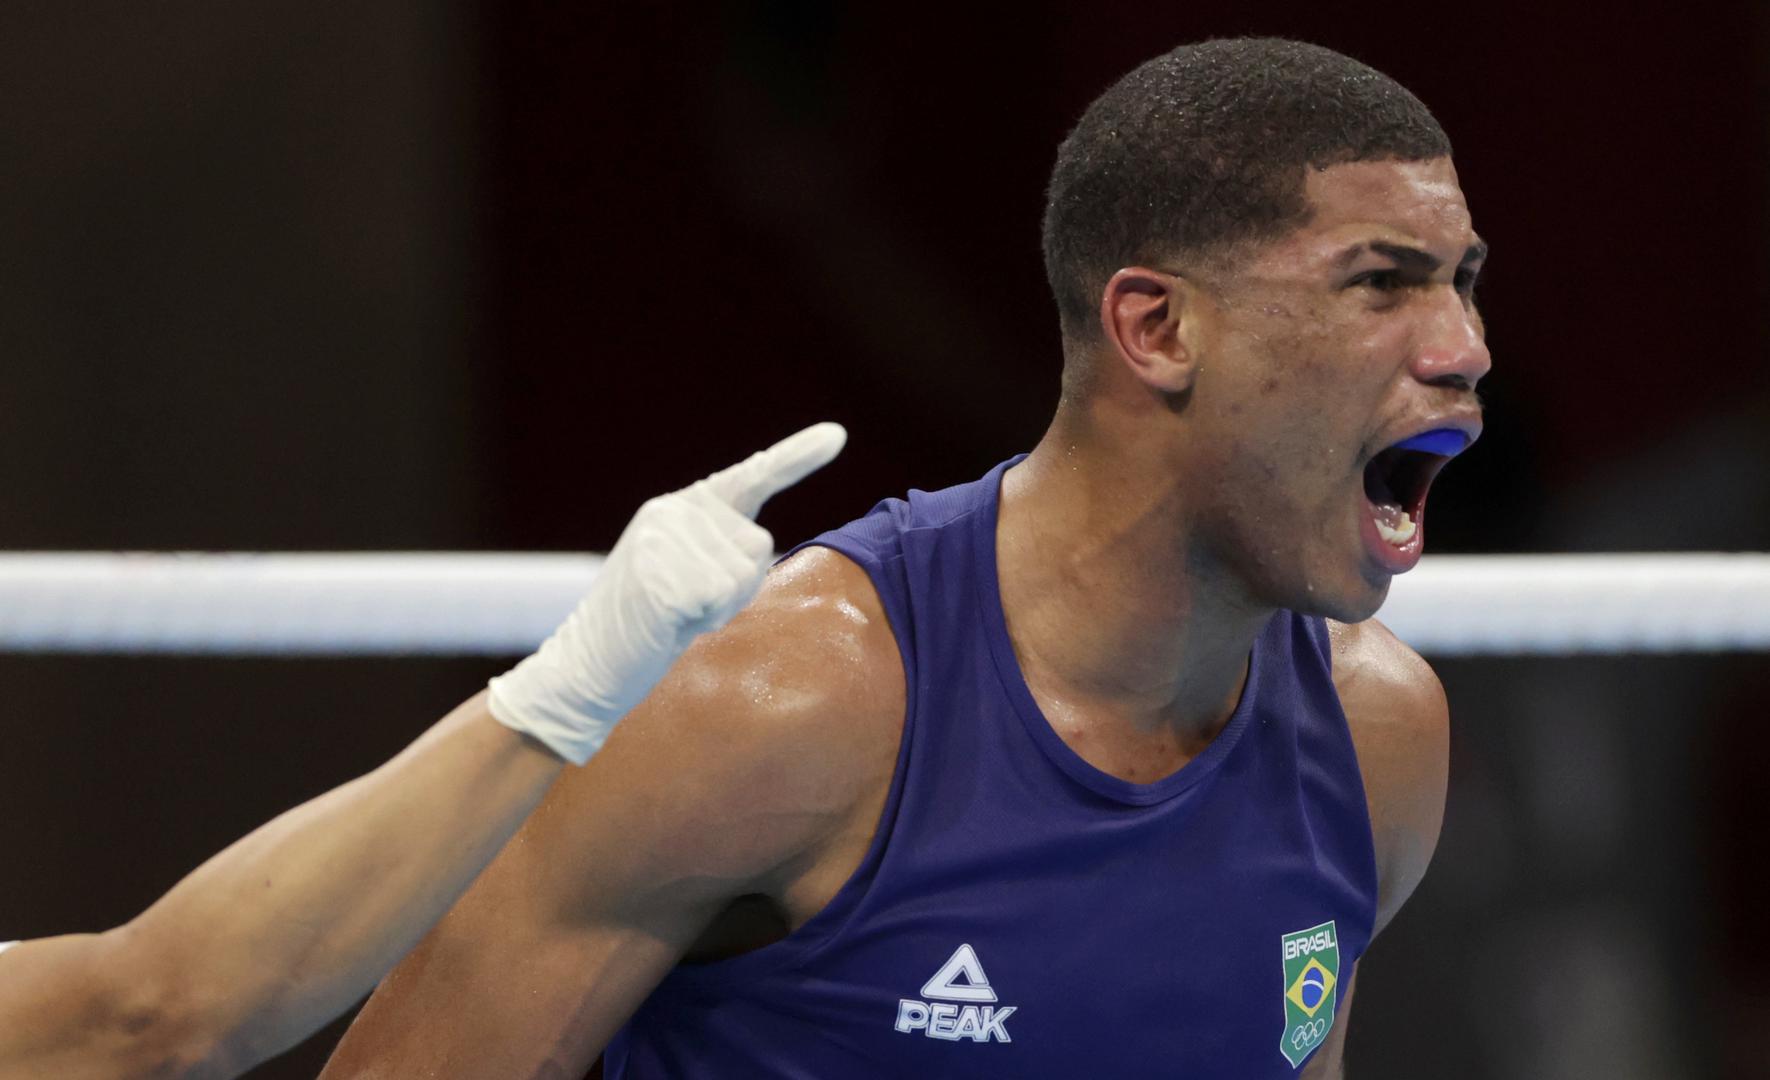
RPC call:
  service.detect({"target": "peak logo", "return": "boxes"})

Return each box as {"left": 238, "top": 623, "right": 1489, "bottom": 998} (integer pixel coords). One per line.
{"left": 893, "top": 944, "right": 1017, "bottom": 1043}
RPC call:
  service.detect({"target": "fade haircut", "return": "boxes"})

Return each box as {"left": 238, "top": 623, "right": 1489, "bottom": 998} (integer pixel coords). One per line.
{"left": 1041, "top": 37, "right": 1452, "bottom": 341}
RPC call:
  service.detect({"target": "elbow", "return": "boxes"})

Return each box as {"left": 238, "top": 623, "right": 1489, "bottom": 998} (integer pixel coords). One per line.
{"left": 90, "top": 926, "right": 235, "bottom": 1079}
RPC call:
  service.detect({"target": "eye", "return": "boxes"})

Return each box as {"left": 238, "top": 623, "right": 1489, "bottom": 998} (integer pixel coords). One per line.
{"left": 1454, "top": 266, "right": 1481, "bottom": 296}
{"left": 1350, "top": 269, "right": 1403, "bottom": 292}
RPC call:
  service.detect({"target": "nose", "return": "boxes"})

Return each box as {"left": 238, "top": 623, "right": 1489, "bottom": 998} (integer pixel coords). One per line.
{"left": 1410, "top": 291, "right": 1491, "bottom": 391}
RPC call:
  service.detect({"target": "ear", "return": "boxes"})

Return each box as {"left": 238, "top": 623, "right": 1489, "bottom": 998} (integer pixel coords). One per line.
{"left": 1097, "top": 267, "right": 1205, "bottom": 395}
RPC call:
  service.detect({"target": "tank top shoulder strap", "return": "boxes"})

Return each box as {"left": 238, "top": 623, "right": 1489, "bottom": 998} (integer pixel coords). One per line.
{"left": 1293, "top": 610, "right": 1335, "bottom": 670}
{"left": 778, "top": 492, "right": 919, "bottom": 692}
{"left": 779, "top": 456, "right": 1026, "bottom": 687}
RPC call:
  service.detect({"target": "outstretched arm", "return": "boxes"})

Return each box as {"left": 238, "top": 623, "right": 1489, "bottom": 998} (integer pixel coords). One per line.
{"left": 0, "top": 422, "right": 846, "bottom": 1080}
{"left": 0, "top": 696, "right": 563, "bottom": 1079}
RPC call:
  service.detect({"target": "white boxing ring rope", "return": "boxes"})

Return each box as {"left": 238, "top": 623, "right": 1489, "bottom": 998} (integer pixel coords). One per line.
{"left": 0, "top": 552, "right": 1766, "bottom": 657}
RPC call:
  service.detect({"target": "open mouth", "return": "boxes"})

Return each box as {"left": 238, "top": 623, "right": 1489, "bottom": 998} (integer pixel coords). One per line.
{"left": 1361, "top": 447, "right": 1450, "bottom": 548}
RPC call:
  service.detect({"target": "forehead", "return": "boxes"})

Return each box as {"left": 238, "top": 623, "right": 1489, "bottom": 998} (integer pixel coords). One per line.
{"left": 1250, "top": 157, "right": 1476, "bottom": 273}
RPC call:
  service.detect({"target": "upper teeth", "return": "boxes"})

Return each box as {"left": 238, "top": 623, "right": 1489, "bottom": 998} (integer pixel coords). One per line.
{"left": 1376, "top": 512, "right": 1416, "bottom": 544}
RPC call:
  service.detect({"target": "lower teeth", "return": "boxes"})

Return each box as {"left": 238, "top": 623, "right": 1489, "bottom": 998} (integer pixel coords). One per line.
{"left": 1375, "top": 511, "right": 1417, "bottom": 544}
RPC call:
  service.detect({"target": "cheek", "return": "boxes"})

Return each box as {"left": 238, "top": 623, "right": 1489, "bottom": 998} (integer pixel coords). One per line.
{"left": 1225, "top": 387, "right": 1350, "bottom": 494}
{"left": 1204, "top": 405, "right": 1360, "bottom": 556}
{"left": 1206, "top": 317, "right": 1383, "bottom": 502}
{"left": 1260, "top": 326, "right": 1391, "bottom": 446}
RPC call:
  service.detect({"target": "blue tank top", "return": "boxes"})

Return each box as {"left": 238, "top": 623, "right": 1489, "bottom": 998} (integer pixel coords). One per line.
{"left": 605, "top": 456, "right": 1379, "bottom": 1078}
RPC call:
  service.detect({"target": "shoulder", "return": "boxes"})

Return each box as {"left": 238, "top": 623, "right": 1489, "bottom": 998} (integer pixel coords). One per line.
{"left": 1324, "top": 616, "right": 1443, "bottom": 714}
{"left": 657, "top": 544, "right": 906, "bottom": 827}
{"left": 672, "top": 543, "right": 906, "bottom": 761}
{"left": 537, "top": 543, "right": 907, "bottom": 902}
{"left": 1324, "top": 617, "right": 1449, "bottom": 937}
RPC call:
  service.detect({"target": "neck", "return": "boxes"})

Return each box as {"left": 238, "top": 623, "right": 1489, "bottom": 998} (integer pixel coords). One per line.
{"left": 995, "top": 408, "right": 1274, "bottom": 746}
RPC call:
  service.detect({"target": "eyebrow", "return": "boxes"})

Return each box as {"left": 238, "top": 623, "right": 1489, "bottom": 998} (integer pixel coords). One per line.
{"left": 1337, "top": 238, "right": 1489, "bottom": 272}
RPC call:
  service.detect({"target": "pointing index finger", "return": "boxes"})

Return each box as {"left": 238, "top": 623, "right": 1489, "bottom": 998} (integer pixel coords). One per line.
{"left": 701, "top": 421, "right": 848, "bottom": 519}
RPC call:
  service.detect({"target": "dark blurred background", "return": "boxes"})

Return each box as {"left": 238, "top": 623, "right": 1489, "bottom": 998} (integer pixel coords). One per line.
{"left": 2, "top": 2, "right": 1766, "bottom": 1076}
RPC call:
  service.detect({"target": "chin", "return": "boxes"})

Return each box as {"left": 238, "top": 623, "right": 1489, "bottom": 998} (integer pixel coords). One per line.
{"left": 1285, "top": 571, "right": 1390, "bottom": 624}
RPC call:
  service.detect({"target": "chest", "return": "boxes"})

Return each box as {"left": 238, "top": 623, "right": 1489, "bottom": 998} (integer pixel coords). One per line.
{"left": 692, "top": 684, "right": 1378, "bottom": 968}
{"left": 643, "top": 619, "right": 1380, "bottom": 1078}
{"left": 662, "top": 762, "right": 1372, "bottom": 1078}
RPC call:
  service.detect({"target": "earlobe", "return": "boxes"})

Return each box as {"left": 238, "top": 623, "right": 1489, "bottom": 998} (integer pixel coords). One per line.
{"left": 1099, "top": 267, "right": 1200, "bottom": 396}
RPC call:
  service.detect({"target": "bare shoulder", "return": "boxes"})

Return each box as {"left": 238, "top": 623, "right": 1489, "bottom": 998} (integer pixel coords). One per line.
{"left": 318, "top": 546, "right": 910, "bottom": 1074}
{"left": 1325, "top": 617, "right": 1443, "bottom": 714}
{"left": 537, "top": 542, "right": 908, "bottom": 904}
{"left": 1324, "top": 617, "right": 1449, "bottom": 936}
{"left": 659, "top": 542, "right": 906, "bottom": 808}
{"left": 1325, "top": 616, "right": 1448, "bottom": 759}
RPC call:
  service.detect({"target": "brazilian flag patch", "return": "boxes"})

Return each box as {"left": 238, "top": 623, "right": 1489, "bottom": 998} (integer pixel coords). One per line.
{"left": 1279, "top": 920, "right": 1340, "bottom": 1068}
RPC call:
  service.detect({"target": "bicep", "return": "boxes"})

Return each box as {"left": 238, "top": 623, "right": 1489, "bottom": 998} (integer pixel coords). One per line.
{"left": 320, "top": 807, "right": 716, "bottom": 1075}
{"left": 1330, "top": 619, "right": 1450, "bottom": 937}
{"left": 1368, "top": 669, "right": 1448, "bottom": 935}
{"left": 319, "top": 694, "right": 765, "bottom": 1076}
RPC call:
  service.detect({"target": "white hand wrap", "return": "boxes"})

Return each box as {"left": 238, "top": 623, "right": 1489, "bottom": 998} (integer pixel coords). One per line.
{"left": 487, "top": 423, "right": 846, "bottom": 765}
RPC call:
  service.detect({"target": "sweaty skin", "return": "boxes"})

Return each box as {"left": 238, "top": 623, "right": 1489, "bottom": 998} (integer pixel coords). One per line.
{"left": 320, "top": 157, "right": 1483, "bottom": 1078}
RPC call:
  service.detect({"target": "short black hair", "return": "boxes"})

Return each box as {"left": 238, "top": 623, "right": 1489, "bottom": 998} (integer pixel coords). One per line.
{"left": 1041, "top": 38, "right": 1452, "bottom": 338}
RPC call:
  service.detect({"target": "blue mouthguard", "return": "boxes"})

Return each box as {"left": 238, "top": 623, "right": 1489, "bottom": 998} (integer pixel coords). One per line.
{"left": 1393, "top": 428, "right": 1471, "bottom": 457}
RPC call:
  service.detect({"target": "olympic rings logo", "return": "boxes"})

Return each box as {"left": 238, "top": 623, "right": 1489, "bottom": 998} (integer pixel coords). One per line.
{"left": 1290, "top": 1018, "right": 1328, "bottom": 1048}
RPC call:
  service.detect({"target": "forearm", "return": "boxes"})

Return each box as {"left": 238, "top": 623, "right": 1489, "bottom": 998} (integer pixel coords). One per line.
{"left": 136, "top": 690, "right": 563, "bottom": 1071}
{"left": 0, "top": 692, "right": 565, "bottom": 1077}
